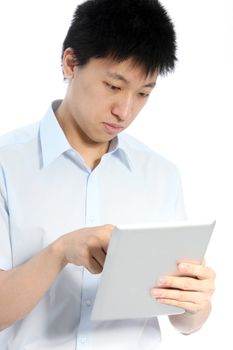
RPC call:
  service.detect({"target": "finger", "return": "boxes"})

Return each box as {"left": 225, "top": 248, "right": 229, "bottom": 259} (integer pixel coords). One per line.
{"left": 177, "top": 258, "right": 201, "bottom": 265}
{"left": 156, "top": 276, "right": 209, "bottom": 292}
{"left": 101, "top": 241, "right": 109, "bottom": 255}
{"left": 86, "top": 257, "right": 103, "bottom": 274}
{"left": 92, "top": 247, "right": 106, "bottom": 268}
{"left": 154, "top": 298, "right": 201, "bottom": 314}
{"left": 151, "top": 288, "right": 204, "bottom": 304}
{"left": 86, "top": 236, "right": 107, "bottom": 268}
{"left": 98, "top": 224, "right": 114, "bottom": 251}
{"left": 178, "top": 263, "right": 216, "bottom": 280}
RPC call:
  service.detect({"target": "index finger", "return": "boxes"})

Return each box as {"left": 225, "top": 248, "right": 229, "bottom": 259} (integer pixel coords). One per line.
{"left": 178, "top": 262, "right": 216, "bottom": 280}
{"left": 98, "top": 224, "right": 115, "bottom": 252}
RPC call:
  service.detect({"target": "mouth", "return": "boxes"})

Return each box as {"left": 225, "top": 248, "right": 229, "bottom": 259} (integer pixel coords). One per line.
{"left": 102, "top": 122, "right": 124, "bottom": 134}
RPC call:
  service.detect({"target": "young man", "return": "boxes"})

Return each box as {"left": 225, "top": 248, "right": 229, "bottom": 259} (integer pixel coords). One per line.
{"left": 0, "top": 0, "right": 215, "bottom": 349}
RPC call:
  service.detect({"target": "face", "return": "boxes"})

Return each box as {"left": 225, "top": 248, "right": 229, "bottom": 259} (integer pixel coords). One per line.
{"left": 62, "top": 53, "right": 158, "bottom": 146}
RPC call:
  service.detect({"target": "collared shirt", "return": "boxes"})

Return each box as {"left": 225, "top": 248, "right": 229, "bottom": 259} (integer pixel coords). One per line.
{"left": 0, "top": 100, "right": 186, "bottom": 350}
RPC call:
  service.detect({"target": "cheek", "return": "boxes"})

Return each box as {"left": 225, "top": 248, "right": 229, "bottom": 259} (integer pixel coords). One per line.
{"left": 84, "top": 86, "right": 109, "bottom": 113}
{"left": 129, "top": 100, "right": 147, "bottom": 122}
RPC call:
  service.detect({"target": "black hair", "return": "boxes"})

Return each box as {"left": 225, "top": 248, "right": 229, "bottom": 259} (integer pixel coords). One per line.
{"left": 62, "top": 0, "right": 177, "bottom": 76}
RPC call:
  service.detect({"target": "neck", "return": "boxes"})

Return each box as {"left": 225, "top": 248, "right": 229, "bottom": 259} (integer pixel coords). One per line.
{"left": 55, "top": 100, "right": 110, "bottom": 169}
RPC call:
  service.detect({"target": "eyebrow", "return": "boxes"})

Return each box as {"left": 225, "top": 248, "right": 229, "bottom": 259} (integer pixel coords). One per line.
{"left": 106, "top": 72, "right": 156, "bottom": 88}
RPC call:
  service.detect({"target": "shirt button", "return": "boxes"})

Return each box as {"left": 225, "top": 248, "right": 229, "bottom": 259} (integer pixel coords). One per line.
{"left": 80, "top": 337, "right": 87, "bottom": 344}
{"left": 85, "top": 299, "right": 92, "bottom": 306}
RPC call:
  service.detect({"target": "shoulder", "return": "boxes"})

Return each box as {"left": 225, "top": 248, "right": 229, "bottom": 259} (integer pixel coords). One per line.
{"left": 0, "top": 122, "right": 40, "bottom": 152}
{"left": 119, "top": 133, "right": 180, "bottom": 175}
{"left": 0, "top": 121, "right": 40, "bottom": 170}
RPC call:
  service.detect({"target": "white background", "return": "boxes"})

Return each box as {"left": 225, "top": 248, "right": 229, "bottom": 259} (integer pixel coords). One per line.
{"left": 0, "top": 1, "right": 232, "bottom": 348}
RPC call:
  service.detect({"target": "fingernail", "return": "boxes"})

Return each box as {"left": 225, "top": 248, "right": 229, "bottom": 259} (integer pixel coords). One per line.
{"left": 157, "top": 277, "right": 167, "bottom": 286}
{"left": 150, "top": 289, "right": 162, "bottom": 298}
{"left": 179, "top": 263, "right": 189, "bottom": 272}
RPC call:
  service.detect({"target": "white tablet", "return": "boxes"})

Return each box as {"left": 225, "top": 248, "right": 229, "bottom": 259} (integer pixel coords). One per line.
{"left": 91, "top": 220, "right": 215, "bottom": 321}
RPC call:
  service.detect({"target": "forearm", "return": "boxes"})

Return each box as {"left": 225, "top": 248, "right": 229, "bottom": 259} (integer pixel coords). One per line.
{"left": 0, "top": 224, "right": 113, "bottom": 331}
{"left": 169, "top": 301, "right": 211, "bottom": 335}
{"left": 0, "top": 238, "right": 67, "bottom": 331}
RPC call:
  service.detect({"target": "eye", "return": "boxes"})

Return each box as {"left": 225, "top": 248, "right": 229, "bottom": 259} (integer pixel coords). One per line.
{"left": 139, "top": 92, "right": 150, "bottom": 98}
{"left": 105, "top": 82, "right": 121, "bottom": 91}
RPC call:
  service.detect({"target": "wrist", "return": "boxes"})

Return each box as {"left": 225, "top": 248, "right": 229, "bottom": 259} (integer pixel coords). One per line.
{"left": 49, "top": 235, "right": 69, "bottom": 269}
{"left": 169, "top": 302, "right": 211, "bottom": 335}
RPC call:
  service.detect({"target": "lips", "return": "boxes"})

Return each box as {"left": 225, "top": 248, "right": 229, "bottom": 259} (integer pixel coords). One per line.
{"left": 102, "top": 122, "right": 124, "bottom": 134}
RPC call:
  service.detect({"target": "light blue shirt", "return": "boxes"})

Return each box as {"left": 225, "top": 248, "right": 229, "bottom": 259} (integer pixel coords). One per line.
{"left": 0, "top": 100, "right": 186, "bottom": 349}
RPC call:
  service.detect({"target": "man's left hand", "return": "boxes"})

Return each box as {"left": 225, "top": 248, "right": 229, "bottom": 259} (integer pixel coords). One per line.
{"left": 150, "top": 261, "right": 216, "bottom": 314}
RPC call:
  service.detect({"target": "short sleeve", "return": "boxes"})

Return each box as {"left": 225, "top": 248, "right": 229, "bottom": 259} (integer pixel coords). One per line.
{"left": 0, "top": 165, "right": 12, "bottom": 270}
{"left": 174, "top": 169, "right": 188, "bottom": 221}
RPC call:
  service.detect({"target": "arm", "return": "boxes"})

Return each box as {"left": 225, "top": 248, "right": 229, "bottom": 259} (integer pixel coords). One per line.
{"left": 0, "top": 224, "right": 113, "bottom": 331}
{"left": 0, "top": 242, "right": 67, "bottom": 331}
{"left": 150, "top": 261, "right": 216, "bottom": 334}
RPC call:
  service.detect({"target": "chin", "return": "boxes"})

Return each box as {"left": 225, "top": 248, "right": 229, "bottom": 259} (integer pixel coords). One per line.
{"left": 90, "top": 132, "right": 116, "bottom": 143}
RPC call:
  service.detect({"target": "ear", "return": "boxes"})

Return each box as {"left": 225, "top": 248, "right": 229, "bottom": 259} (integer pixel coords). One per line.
{"left": 62, "top": 48, "right": 77, "bottom": 79}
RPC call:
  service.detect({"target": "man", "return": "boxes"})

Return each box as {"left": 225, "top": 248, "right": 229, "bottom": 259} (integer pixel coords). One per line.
{"left": 0, "top": 0, "right": 215, "bottom": 349}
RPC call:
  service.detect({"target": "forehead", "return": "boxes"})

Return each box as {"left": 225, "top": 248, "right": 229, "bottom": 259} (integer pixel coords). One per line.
{"left": 83, "top": 57, "right": 158, "bottom": 85}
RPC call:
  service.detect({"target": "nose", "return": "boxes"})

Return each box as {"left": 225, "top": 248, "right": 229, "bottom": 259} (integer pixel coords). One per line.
{"left": 111, "top": 94, "right": 133, "bottom": 121}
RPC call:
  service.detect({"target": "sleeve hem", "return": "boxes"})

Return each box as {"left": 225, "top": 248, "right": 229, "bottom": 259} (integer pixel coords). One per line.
{"left": 0, "top": 256, "right": 12, "bottom": 270}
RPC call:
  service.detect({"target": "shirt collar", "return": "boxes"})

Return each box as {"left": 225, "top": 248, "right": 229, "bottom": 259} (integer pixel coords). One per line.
{"left": 39, "top": 100, "right": 71, "bottom": 168}
{"left": 39, "top": 100, "right": 133, "bottom": 170}
{"left": 110, "top": 136, "right": 133, "bottom": 171}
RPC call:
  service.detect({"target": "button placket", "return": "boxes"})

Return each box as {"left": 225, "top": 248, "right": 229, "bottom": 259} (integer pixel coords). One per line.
{"left": 76, "top": 169, "right": 101, "bottom": 348}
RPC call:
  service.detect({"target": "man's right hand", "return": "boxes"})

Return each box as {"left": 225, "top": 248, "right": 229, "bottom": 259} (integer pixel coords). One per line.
{"left": 54, "top": 224, "right": 114, "bottom": 274}
{"left": 0, "top": 224, "right": 114, "bottom": 330}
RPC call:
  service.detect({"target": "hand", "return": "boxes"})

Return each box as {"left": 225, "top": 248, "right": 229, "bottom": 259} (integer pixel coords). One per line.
{"left": 56, "top": 224, "right": 114, "bottom": 274}
{"left": 150, "top": 260, "right": 216, "bottom": 314}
